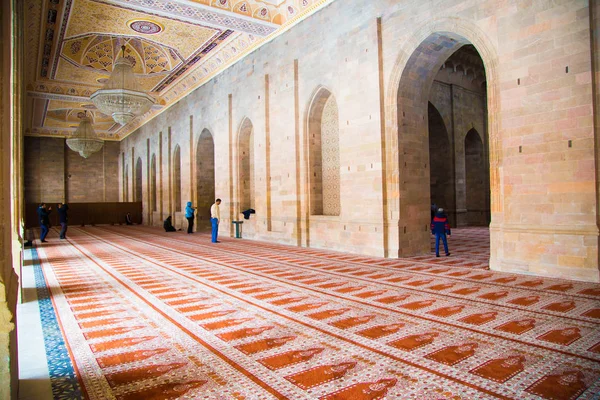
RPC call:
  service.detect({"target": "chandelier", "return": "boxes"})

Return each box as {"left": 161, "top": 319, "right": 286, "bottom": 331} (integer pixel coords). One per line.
{"left": 66, "top": 112, "right": 103, "bottom": 158}
{"left": 90, "top": 45, "right": 155, "bottom": 125}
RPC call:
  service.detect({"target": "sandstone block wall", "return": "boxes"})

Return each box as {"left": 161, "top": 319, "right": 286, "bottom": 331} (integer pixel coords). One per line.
{"left": 24, "top": 137, "right": 120, "bottom": 205}
{"left": 121, "top": 0, "right": 599, "bottom": 282}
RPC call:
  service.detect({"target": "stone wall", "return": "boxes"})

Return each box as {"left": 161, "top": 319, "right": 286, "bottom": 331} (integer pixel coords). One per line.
{"left": 24, "top": 137, "right": 120, "bottom": 205}
{"left": 122, "top": 0, "right": 599, "bottom": 281}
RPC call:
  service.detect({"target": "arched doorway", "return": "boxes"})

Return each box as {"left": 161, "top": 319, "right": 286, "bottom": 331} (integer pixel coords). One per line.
{"left": 135, "top": 157, "right": 142, "bottom": 203}
{"left": 395, "top": 32, "right": 492, "bottom": 257}
{"left": 196, "top": 129, "right": 215, "bottom": 229}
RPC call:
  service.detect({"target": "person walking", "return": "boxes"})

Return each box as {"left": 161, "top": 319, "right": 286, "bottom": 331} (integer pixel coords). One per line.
{"left": 210, "top": 198, "right": 221, "bottom": 243}
{"left": 37, "top": 203, "right": 52, "bottom": 243}
{"left": 57, "top": 202, "right": 69, "bottom": 239}
{"left": 185, "top": 201, "right": 196, "bottom": 234}
{"left": 431, "top": 207, "right": 451, "bottom": 257}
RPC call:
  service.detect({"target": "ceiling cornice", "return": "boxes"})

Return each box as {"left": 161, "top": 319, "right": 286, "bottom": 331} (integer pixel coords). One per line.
{"left": 91, "top": 0, "right": 278, "bottom": 36}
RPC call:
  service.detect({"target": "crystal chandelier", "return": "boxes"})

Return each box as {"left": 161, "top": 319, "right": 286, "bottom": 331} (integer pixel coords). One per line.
{"left": 66, "top": 112, "right": 103, "bottom": 158}
{"left": 90, "top": 45, "right": 155, "bottom": 125}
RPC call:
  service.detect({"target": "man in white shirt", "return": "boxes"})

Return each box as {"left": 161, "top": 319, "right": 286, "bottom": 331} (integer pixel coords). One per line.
{"left": 210, "top": 198, "right": 221, "bottom": 243}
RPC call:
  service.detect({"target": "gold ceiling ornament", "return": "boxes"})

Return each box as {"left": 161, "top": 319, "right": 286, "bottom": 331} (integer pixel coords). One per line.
{"left": 66, "top": 111, "right": 104, "bottom": 158}
{"left": 90, "top": 45, "right": 155, "bottom": 125}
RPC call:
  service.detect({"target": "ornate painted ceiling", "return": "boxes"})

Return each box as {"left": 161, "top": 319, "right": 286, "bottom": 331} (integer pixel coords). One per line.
{"left": 24, "top": 0, "right": 332, "bottom": 140}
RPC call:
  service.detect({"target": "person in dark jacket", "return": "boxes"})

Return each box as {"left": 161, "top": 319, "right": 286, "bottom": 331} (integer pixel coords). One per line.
{"left": 57, "top": 202, "right": 69, "bottom": 239}
{"left": 163, "top": 216, "right": 176, "bottom": 232}
{"left": 125, "top": 212, "right": 133, "bottom": 225}
{"left": 37, "top": 203, "right": 52, "bottom": 243}
{"left": 241, "top": 208, "right": 255, "bottom": 220}
{"left": 431, "top": 207, "right": 451, "bottom": 257}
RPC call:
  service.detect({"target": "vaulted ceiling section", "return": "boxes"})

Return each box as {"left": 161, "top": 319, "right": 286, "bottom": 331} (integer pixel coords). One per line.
{"left": 25, "top": 0, "right": 330, "bottom": 140}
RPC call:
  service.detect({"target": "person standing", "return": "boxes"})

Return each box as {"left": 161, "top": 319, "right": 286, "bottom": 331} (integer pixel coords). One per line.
{"left": 57, "top": 202, "right": 69, "bottom": 239}
{"left": 431, "top": 207, "right": 451, "bottom": 257}
{"left": 185, "top": 201, "right": 196, "bottom": 234}
{"left": 37, "top": 203, "right": 52, "bottom": 243}
{"left": 210, "top": 198, "right": 221, "bottom": 243}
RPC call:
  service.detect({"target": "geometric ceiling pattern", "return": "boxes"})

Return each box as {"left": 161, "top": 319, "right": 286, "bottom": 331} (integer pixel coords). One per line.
{"left": 24, "top": 0, "right": 333, "bottom": 140}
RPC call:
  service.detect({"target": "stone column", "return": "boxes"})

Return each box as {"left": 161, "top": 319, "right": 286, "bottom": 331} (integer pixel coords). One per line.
{"left": 1, "top": 0, "right": 19, "bottom": 398}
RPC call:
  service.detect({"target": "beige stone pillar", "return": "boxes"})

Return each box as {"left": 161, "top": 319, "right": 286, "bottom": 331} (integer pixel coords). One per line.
{"left": 159, "top": 131, "right": 163, "bottom": 221}
{"left": 592, "top": 0, "right": 600, "bottom": 277}
{"left": 1, "top": 0, "right": 19, "bottom": 398}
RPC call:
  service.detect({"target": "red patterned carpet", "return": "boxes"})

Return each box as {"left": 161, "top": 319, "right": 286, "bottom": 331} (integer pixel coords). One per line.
{"left": 35, "top": 226, "right": 600, "bottom": 399}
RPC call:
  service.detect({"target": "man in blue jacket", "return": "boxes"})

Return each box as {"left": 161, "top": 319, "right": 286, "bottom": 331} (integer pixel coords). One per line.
{"left": 185, "top": 201, "right": 196, "bottom": 234}
{"left": 431, "top": 207, "right": 451, "bottom": 257}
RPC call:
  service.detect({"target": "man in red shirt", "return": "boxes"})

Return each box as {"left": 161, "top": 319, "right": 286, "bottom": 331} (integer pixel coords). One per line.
{"left": 431, "top": 208, "right": 451, "bottom": 257}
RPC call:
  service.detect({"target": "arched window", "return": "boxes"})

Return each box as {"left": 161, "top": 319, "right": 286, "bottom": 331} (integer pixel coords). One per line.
{"left": 173, "top": 145, "right": 182, "bottom": 212}
{"left": 238, "top": 118, "right": 254, "bottom": 211}
{"left": 465, "top": 128, "right": 488, "bottom": 225}
{"left": 151, "top": 154, "right": 157, "bottom": 212}
{"left": 135, "top": 157, "right": 143, "bottom": 202}
{"left": 124, "top": 165, "right": 129, "bottom": 202}
{"left": 196, "top": 129, "right": 215, "bottom": 224}
{"left": 308, "top": 88, "right": 340, "bottom": 216}
{"left": 428, "top": 102, "right": 453, "bottom": 220}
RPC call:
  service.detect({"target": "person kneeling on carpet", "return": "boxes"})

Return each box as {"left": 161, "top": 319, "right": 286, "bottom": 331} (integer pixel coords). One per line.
{"left": 163, "top": 216, "right": 177, "bottom": 232}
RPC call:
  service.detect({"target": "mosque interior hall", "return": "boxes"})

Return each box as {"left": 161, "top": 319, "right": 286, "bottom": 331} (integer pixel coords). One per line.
{"left": 1, "top": 0, "right": 600, "bottom": 399}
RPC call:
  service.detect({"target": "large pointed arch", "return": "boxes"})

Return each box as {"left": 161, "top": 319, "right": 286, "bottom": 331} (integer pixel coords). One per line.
{"left": 385, "top": 17, "right": 500, "bottom": 258}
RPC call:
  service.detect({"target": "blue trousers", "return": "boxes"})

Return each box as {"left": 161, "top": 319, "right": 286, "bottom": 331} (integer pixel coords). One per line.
{"left": 40, "top": 224, "right": 49, "bottom": 241}
{"left": 211, "top": 218, "right": 219, "bottom": 242}
{"left": 435, "top": 233, "right": 449, "bottom": 255}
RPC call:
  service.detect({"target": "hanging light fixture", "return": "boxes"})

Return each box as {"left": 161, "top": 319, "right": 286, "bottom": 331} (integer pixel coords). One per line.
{"left": 90, "top": 44, "right": 155, "bottom": 125}
{"left": 66, "top": 111, "right": 103, "bottom": 158}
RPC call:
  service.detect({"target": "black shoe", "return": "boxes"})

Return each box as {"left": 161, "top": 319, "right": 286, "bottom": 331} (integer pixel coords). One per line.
{"left": 446, "top": 253, "right": 450, "bottom": 256}
{"left": 436, "top": 254, "right": 440, "bottom": 257}
{"left": 41, "top": 240, "right": 47, "bottom": 243}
